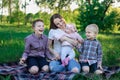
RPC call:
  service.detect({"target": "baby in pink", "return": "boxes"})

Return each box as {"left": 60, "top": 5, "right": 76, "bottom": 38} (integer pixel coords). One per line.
{"left": 61, "top": 24, "right": 84, "bottom": 66}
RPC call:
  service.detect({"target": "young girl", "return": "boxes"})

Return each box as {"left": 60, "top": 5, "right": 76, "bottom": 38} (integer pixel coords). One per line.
{"left": 19, "top": 19, "right": 51, "bottom": 74}
{"left": 59, "top": 24, "right": 84, "bottom": 66}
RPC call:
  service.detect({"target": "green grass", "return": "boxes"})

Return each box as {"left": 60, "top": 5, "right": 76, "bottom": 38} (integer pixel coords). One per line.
{"left": 0, "top": 25, "right": 49, "bottom": 63}
{"left": 0, "top": 25, "right": 31, "bottom": 63}
{"left": 98, "top": 33, "right": 120, "bottom": 66}
{"left": 0, "top": 25, "right": 120, "bottom": 80}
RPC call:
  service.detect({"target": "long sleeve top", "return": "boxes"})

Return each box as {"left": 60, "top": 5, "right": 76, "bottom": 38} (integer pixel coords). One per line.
{"left": 78, "top": 39, "right": 103, "bottom": 65}
{"left": 22, "top": 33, "right": 53, "bottom": 60}
{"left": 62, "top": 32, "right": 83, "bottom": 47}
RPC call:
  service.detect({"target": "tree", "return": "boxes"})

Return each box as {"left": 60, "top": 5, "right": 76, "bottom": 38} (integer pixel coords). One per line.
{"left": 0, "top": 0, "right": 17, "bottom": 23}
{"left": 76, "top": 0, "right": 115, "bottom": 32}
{"left": 0, "top": 0, "right": 8, "bottom": 23}
{"left": 13, "top": 0, "right": 20, "bottom": 26}
{"left": 10, "top": 10, "right": 24, "bottom": 24}
{"left": 21, "top": 0, "right": 31, "bottom": 25}
{"left": 104, "top": 7, "right": 120, "bottom": 32}
{"left": 26, "top": 13, "right": 33, "bottom": 24}
{"left": 35, "top": 0, "right": 74, "bottom": 13}
{"left": 0, "top": 0, "right": 3, "bottom": 22}
{"left": 8, "top": 0, "right": 12, "bottom": 23}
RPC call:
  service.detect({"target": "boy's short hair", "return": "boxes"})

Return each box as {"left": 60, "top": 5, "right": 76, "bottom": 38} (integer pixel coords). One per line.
{"left": 86, "top": 24, "right": 99, "bottom": 34}
{"left": 32, "top": 19, "right": 43, "bottom": 27}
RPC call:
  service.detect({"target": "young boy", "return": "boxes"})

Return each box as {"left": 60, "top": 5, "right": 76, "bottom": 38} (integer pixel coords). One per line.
{"left": 78, "top": 24, "right": 103, "bottom": 74}
{"left": 19, "top": 19, "right": 51, "bottom": 74}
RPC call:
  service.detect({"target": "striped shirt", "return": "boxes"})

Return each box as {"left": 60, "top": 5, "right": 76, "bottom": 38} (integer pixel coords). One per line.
{"left": 78, "top": 39, "right": 103, "bottom": 65}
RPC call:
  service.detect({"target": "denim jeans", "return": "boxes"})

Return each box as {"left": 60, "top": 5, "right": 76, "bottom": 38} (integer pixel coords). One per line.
{"left": 49, "top": 60, "right": 65, "bottom": 72}
{"left": 49, "top": 59, "right": 81, "bottom": 72}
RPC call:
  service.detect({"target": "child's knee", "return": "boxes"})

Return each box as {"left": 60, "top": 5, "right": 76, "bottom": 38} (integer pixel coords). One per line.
{"left": 71, "top": 67, "right": 79, "bottom": 73}
{"left": 29, "top": 66, "right": 39, "bottom": 74}
{"left": 42, "top": 65, "right": 49, "bottom": 72}
{"left": 95, "top": 69, "right": 103, "bottom": 74}
{"left": 82, "top": 66, "right": 89, "bottom": 73}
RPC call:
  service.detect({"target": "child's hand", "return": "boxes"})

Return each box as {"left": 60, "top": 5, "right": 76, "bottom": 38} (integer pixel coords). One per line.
{"left": 97, "top": 65, "right": 103, "bottom": 71}
{"left": 19, "top": 58, "right": 26, "bottom": 65}
{"left": 54, "top": 53, "right": 60, "bottom": 60}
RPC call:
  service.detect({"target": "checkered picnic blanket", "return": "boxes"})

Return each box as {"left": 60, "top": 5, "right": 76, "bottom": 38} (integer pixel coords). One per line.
{"left": 0, "top": 62, "right": 120, "bottom": 80}
{"left": 13, "top": 71, "right": 76, "bottom": 80}
{"left": 0, "top": 62, "right": 76, "bottom": 80}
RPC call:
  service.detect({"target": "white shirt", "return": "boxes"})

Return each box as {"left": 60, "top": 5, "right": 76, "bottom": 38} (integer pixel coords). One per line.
{"left": 48, "top": 29, "right": 66, "bottom": 55}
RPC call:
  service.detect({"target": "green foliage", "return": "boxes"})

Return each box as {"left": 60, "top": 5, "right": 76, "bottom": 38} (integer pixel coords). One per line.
{"left": 104, "top": 7, "right": 120, "bottom": 32}
{"left": 76, "top": 0, "right": 120, "bottom": 32}
{"left": 39, "top": 12, "right": 51, "bottom": 28}
{"left": 35, "top": 0, "right": 73, "bottom": 13}
{"left": 73, "top": 74, "right": 91, "bottom": 80}
{"left": 0, "top": 25, "right": 49, "bottom": 63}
{"left": 25, "top": 13, "right": 34, "bottom": 24}
{"left": 98, "top": 33, "right": 120, "bottom": 66}
{"left": 77, "top": 0, "right": 105, "bottom": 31}
{"left": 0, "top": 25, "right": 31, "bottom": 63}
{"left": 10, "top": 10, "right": 25, "bottom": 24}
{"left": 0, "top": 75, "right": 11, "bottom": 80}
{"left": 34, "top": 12, "right": 40, "bottom": 19}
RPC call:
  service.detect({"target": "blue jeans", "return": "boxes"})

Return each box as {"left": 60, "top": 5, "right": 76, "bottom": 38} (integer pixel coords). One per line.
{"left": 49, "top": 59, "right": 81, "bottom": 72}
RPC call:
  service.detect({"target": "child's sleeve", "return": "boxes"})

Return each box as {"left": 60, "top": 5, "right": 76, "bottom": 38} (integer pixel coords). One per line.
{"left": 97, "top": 42, "right": 103, "bottom": 66}
{"left": 76, "top": 41, "right": 84, "bottom": 53}
{"left": 22, "top": 38, "right": 30, "bottom": 59}
{"left": 75, "top": 32, "right": 84, "bottom": 43}
{"left": 45, "top": 38, "right": 54, "bottom": 60}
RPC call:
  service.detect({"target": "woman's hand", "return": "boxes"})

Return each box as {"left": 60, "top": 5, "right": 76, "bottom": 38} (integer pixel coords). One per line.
{"left": 48, "top": 39, "right": 60, "bottom": 60}
{"left": 60, "top": 36, "right": 78, "bottom": 47}
{"left": 72, "top": 40, "right": 78, "bottom": 47}
{"left": 54, "top": 53, "right": 60, "bottom": 60}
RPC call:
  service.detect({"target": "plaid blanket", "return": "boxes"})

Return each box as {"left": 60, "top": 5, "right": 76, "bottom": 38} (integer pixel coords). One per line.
{"left": 0, "top": 62, "right": 76, "bottom": 80}
{"left": 0, "top": 62, "right": 120, "bottom": 80}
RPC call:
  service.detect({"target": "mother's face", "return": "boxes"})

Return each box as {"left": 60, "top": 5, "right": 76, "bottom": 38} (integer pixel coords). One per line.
{"left": 53, "top": 18, "right": 66, "bottom": 29}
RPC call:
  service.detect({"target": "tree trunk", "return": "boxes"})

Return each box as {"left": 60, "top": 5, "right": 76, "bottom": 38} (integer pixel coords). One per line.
{"left": 0, "top": 0, "right": 4, "bottom": 23}
{"left": 8, "top": 0, "right": 12, "bottom": 24}
{"left": 24, "top": 0, "right": 27, "bottom": 25}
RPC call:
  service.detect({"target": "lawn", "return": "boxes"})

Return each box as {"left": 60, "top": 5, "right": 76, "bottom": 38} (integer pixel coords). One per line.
{"left": 0, "top": 25, "right": 120, "bottom": 80}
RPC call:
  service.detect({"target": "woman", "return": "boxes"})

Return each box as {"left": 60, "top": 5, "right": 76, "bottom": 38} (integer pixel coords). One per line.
{"left": 48, "top": 13, "right": 81, "bottom": 73}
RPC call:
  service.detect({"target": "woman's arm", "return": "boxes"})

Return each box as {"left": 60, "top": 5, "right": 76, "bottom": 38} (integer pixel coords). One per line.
{"left": 60, "top": 36, "right": 78, "bottom": 47}
{"left": 48, "top": 39, "right": 60, "bottom": 60}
